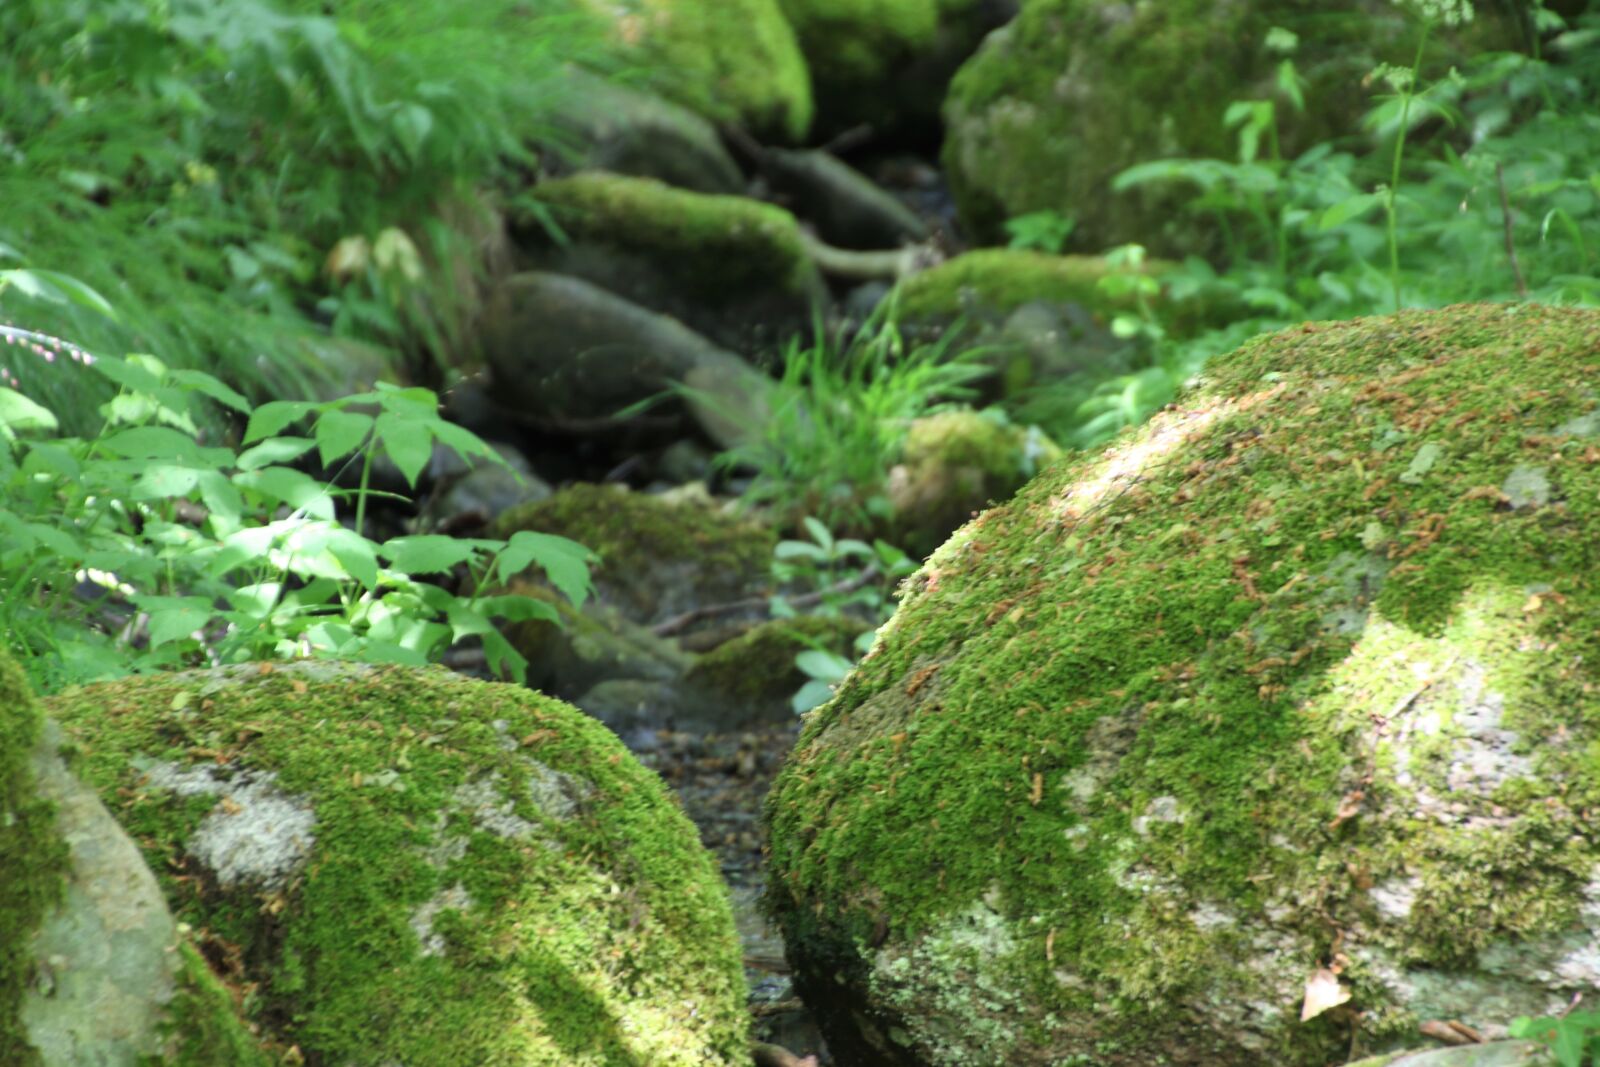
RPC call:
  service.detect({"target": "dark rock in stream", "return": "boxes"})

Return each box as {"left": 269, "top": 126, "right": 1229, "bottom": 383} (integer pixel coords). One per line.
{"left": 479, "top": 271, "right": 771, "bottom": 447}
{"left": 544, "top": 68, "right": 746, "bottom": 194}
{"left": 758, "top": 148, "right": 928, "bottom": 250}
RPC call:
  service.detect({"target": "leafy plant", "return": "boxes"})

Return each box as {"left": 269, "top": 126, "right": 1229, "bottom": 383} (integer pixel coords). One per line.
{"left": 770, "top": 517, "right": 915, "bottom": 712}
{"left": 0, "top": 323, "right": 593, "bottom": 694}
{"left": 1005, "top": 210, "right": 1077, "bottom": 254}
{"left": 1511, "top": 1008, "right": 1600, "bottom": 1066}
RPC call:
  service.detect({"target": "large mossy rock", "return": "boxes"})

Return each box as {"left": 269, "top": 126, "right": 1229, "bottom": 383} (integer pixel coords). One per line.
{"left": 544, "top": 68, "right": 746, "bottom": 194}
{"left": 47, "top": 661, "right": 749, "bottom": 1066}
{"left": 515, "top": 173, "right": 824, "bottom": 351}
{"left": 1, "top": 652, "right": 268, "bottom": 1066}
{"left": 764, "top": 304, "right": 1600, "bottom": 1065}
{"left": 942, "top": 0, "right": 1504, "bottom": 251}
{"left": 577, "top": 0, "right": 813, "bottom": 141}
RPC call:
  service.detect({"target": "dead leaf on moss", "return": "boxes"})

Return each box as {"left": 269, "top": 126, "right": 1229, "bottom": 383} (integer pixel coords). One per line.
{"left": 1301, "top": 967, "right": 1351, "bottom": 1021}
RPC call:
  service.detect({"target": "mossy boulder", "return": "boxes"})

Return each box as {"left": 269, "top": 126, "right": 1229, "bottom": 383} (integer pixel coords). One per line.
{"left": 47, "top": 661, "right": 748, "bottom": 1066}
{"left": 2, "top": 651, "right": 268, "bottom": 1066}
{"left": 497, "top": 483, "right": 775, "bottom": 630}
{"left": 777, "top": 0, "right": 1011, "bottom": 138}
{"left": 941, "top": 0, "right": 1510, "bottom": 252}
{"left": 544, "top": 68, "right": 746, "bottom": 194}
{"left": 893, "top": 250, "right": 1166, "bottom": 395}
{"left": 684, "top": 616, "right": 871, "bottom": 726}
{"left": 887, "top": 409, "right": 1060, "bottom": 555}
{"left": 515, "top": 173, "right": 824, "bottom": 352}
{"left": 764, "top": 304, "right": 1600, "bottom": 1065}
{"left": 576, "top": 0, "right": 813, "bottom": 141}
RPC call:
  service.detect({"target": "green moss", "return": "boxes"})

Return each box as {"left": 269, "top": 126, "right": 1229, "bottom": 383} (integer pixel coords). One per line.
{"left": 894, "top": 250, "right": 1138, "bottom": 323}
{"left": 579, "top": 0, "right": 813, "bottom": 140}
{"left": 776, "top": 0, "right": 939, "bottom": 86}
{"left": 764, "top": 304, "right": 1600, "bottom": 1063}
{"left": 0, "top": 651, "right": 66, "bottom": 1067}
{"left": 686, "top": 615, "right": 868, "bottom": 709}
{"left": 48, "top": 662, "right": 748, "bottom": 1066}
{"left": 145, "top": 943, "right": 275, "bottom": 1067}
{"left": 529, "top": 173, "right": 819, "bottom": 302}
{"left": 941, "top": 0, "right": 1505, "bottom": 251}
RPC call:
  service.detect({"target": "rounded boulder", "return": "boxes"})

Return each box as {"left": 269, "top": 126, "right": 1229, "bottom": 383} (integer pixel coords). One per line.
{"left": 47, "top": 661, "right": 749, "bottom": 1066}
{"left": 765, "top": 304, "right": 1600, "bottom": 1065}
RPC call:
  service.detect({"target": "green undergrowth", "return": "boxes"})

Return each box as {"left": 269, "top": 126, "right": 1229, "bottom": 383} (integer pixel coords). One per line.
{"left": 49, "top": 662, "right": 748, "bottom": 1066}
{"left": 0, "top": 0, "right": 604, "bottom": 432}
{"left": 765, "top": 304, "right": 1600, "bottom": 1061}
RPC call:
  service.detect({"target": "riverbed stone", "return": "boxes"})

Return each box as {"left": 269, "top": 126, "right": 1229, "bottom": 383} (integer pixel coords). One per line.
{"left": 545, "top": 68, "right": 745, "bottom": 194}
{"left": 764, "top": 304, "right": 1600, "bottom": 1065}
{"left": 575, "top": 0, "right": 813, "bottom": 140}
{"left": 46, "top": 661, "right": 749, "bottom": 1066}
{"left": 1, "top": 651, "right": 268, "bottom": 1067}
{"left": 514, "top": 173, "right": 824, "bottom": 352}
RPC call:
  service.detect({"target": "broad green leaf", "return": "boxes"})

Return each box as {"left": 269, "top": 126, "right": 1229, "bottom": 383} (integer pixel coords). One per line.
{"left": 237, "top": 437, "right": 315, "bottom": 471}
{"left": 0, "top": 388, "right": 58, "bottom": 434}
{"left": 195, "top": 470, "right": 244, "bottom": 530}
{"left": 1319, "top": 191, "right": 1386, "bottom": 231}
{"left": 373, "top": 411, "right": 431, "bottom": 488}
{"left": 244, "top": 400, "right": 318, "bottom": 443}
{"left": 801, "top": 516, "right": 833, "bottom": 551}
{"left": 0, "top": 269, "right": 117, "bottom": 320}
{"left": 131, "top": 464, "right": 202, "bottom": 500}
{"left": 430, "top": 419, "right": 502, "bottom": 466}
{"left": 797, "top": 649, "right": 853, "bottom": 681}
{"left": 89, "top": 355, "right": 165, "bottom": 395}
{"left": 24, "top": 521, "right": 80, "bottom": 558}
{"left": 22, "top": 443, "right": 80, "bottom": 479}
{"left": 496, "top": 531, "right": 597, "bottom": 606}
{"left": 139, "top": 596, "right": 213, "bottom": 648}
{"left": 170, "top": 369, "right": 251, "bottom": 413}
{"left": 473, "top": 594, "right": 560, "bottom": 625}
{"left": 315, "top": 409, "right": 373, "bottom": 466}
{"left": 101, "top": 426, "right": 204, "bottom": 462}
{"left": 228, "top": 581, "right": 283, "bottom": 619}
{"left": 792, "top": 679, "right": 836, "bottom": 714}
{"left": 233, "top": 466, "right": 335, "bottom": 519}
{"left": 380, "top": 535, "right": 494, "bottom": 575}
{"left": 774, "top": 540, "right": 828, "bottom": 561}
{"left": 480, "top": 630, "right": 530, "bottom": 684}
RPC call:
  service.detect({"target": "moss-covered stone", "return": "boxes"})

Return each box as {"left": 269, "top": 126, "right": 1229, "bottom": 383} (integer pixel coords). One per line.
{"left": 0, "top": 652, "right": 66, "bottom": 1067}
{"left": 685, "top": 616, "right": 870, "bottom": 724}
{"left": 497, "top": 483, "right": 775, "bottom": 628}
{"left": 887, "top": 409, "right": 1060, "bottom": 555}
{"left": 893, "top": 250, "right": 1143, "bottom": 324}
{"left": 764, "top": 304, "right": 1600, "bottom": 1065}
{"left": 577, "top": 0, "right": 813, "bottom": 141}
{"left": 3, "top": 650, "right": 268, "bottom": 1066}
{"left": 942, "top": 0, "right": 1514, "bottom": 251}
{"left": 892, "top": 250, "right": 1177, "bottom": 396}
{"left": 518, "top": 173, "right": 825, "bottom": 350}
{"left": 47, "top": 661, "right": 748, "bottom": 1066}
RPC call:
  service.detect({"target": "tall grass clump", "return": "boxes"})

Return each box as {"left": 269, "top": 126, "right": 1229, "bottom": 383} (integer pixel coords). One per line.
{"left": 712, "top": 307, "right": 989, "bottom": 531}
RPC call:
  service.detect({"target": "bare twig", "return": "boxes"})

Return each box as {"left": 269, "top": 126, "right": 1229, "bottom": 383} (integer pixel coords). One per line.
{"left": 651, "top": 564, "right": 882, "bottom": 637}
{"left": 750, "top": 998, "right": 806, "bottom": 1017}
{"left": 1496, "top": 161, "right": 1529, "bottom": 299}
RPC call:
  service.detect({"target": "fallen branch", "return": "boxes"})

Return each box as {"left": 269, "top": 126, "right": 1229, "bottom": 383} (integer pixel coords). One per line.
{"left": 651, "top": 564, "right": 882, "bottom": 638}
{"left": 800, "top": 231, "right": 920, "bottom": 282}
{"left": 752, "top": 1042, "right": 818, "bottom": 1067}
